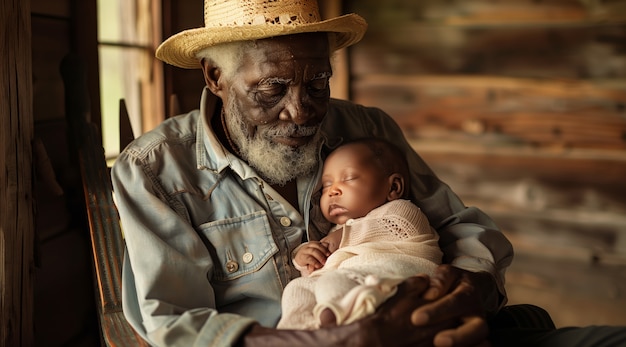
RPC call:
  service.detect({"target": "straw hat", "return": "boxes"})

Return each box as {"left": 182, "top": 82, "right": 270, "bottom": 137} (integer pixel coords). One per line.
{"left": 156, "top": 0, "right": 367, "bottom": 69}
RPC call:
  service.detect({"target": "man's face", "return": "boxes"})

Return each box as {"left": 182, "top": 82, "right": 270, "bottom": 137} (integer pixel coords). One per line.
{"left": 319, "top": 143, "right": 392, "bottom": 225}
{"left": 220, "top": 33, "right": 332, "bottom": 185}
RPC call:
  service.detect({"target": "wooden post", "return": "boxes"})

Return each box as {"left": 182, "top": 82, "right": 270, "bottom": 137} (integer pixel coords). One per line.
{"left": 320, "top": 0, "right": 350, "bottom": 100}
{"left": 0, "top": 0, "right": 35, "bottom": 346}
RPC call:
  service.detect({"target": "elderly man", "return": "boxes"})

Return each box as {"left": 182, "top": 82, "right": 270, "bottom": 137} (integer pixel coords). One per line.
{"left": 112, "top": 1, "right": 625, "bottom": 346}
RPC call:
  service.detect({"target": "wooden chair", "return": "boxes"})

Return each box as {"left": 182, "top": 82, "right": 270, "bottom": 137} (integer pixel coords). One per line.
{"left": 61, "top": 54, "right": 149, "bottom": 347}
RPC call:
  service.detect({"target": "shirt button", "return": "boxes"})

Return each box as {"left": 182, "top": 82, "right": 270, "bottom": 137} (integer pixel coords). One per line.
{"left": 280, "top": 217, "right": 292, "bottom": 227}
{"left": 225, "top": 260, "right": 239, "bottom": 273}
{"left": 242, "top": 252, "right": 253, "bottom": 264}
{"left": 346, "top": 219, "right": 355, "bottom": 226}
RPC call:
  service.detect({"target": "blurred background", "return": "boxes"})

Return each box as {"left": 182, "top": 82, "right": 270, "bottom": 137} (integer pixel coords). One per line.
{"left": 19, "top": 0, "right": 626, "bottom": 345}
{"left": 345, "top": 0, "right": 626, "bottom": 328}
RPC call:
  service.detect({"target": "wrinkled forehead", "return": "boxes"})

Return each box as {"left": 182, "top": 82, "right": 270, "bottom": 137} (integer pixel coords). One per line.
{"left": 258, "top": 32, "right": 330, "bottom": 47}
{"left": 246, "top": 32, "right": 330, "bottom": 61}
{"left": 238, "top": 33, "right": 333, "bottom": 80}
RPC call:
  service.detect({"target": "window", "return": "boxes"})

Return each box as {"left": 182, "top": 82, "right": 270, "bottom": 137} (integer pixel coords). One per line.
{"left": 97, "top": 0, "right": 164, "bottom": 160}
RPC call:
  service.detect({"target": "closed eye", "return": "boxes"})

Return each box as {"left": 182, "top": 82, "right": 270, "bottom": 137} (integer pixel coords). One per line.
{"left": 308, "top": 72, "right": 331, "bottom": 97}
{"left": 308, "top": 78, "right": 329, "bottom": 97}
{"left": 256, "top": 78, "right": 290, "bottom": 106}
{"left": 321, "top": 180, "right": 332, "bottom": 191}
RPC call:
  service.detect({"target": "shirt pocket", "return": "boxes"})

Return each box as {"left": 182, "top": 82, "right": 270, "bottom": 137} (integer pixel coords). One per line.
{"left": 198, "top": 210, "right": 278, "bottom": 281}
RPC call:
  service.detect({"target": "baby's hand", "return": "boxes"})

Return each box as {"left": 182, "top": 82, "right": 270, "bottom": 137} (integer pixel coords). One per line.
{"left": 294, "top": 241, "right": 331, "bottom": 272}
{"left": 320, "top": 229, "right": 342, "bottom": 253}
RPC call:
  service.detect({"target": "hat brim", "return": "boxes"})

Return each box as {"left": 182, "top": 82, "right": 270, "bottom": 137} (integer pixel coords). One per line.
{"left": 156, "top": 13, "right": 367, "bottom": 69}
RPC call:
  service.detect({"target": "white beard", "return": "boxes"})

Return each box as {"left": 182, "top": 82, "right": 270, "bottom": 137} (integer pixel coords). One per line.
{"left": 224, "top": 100, "right": 322, "bottom": 186}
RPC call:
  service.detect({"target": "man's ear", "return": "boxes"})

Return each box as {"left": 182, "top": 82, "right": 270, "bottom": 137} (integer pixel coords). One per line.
{"left": 387, "top": 174, "right": 405, "bottom": 201}
{"left": 201, "top": 58, "right": 223, "bottom": 96}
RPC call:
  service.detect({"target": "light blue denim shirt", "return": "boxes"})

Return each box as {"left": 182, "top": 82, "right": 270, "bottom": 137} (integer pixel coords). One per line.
{"left": 112, "top": 88, "right": 513, "bottom": 347}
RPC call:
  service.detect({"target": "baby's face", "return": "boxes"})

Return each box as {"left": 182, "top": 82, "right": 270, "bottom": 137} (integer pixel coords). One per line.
{"left": 320, "top": 143, "right": 391, "bottom": 225}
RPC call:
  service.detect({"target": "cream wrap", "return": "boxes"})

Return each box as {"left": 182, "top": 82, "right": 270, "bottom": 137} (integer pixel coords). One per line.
{"left": 277, "top": 199, "right": 442, "bottom": 329}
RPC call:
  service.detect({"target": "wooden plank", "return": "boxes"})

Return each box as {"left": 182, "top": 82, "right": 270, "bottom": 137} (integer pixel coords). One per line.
{"left": 62, "top": 53, "right": 150, "bottom": 347}
{"left": 32, "top": 16, "right": 71, "bottom": 122}
{"left": 143, "top": 0, "right": 165, "bottom": 133}
{"left": 352, "top": 25, "right": 626, "bottom": 78}
{"left": 411, "top": 138, "right": 626, "bottom": 186}
{"left": 348, "top": 0, "right": 626, "bottom": 28}
{"left": 427, "top": 3, "right": 626, "bottom": 27}
{"left": 0, "top": 1, "right": 35, "bottom": 346}
{"left": 355, "top": 75, "right": 626, "bottom": 105}
{"left": 410, "top": 142, "right": 626, "bottom": 258}
{"left": 320, "top": 0, "right": 349, "bottom": 100}
{"left": 119, "top": 99, "right": 135, "bottom": 151}
{"left": 31, "top": 0, "right": 70, "bottom": 18}
{"left": 348, "top": 1, "right": 626, "bottom": 79}
{"left": 70, "top": 0, "right": 101, "bottom": 130}
{"left": 354, "top": 75, "right": 626, "bottom": 150}
{"left": 165, "top": 0, "right": 205, "bottom": 115}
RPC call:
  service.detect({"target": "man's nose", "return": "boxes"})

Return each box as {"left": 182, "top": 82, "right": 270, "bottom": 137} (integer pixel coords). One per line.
{"left": 279, "top": 88, "right": 313, "bottom": 125}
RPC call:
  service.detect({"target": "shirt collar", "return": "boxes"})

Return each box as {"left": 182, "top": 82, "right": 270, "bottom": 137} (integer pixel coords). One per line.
{"left": 195, "top": 88, "right": 234, "bottom": 174}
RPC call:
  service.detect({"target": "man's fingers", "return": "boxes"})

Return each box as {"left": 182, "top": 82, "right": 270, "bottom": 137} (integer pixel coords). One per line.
{"left": 412, "top": 280, "right": 477, "bottom": 326}
{"left": 424, "top": 264, "right": 457, "bottom": 301}
{"left": 396, "top": 275, "right": 431, "bottom": 297}
{"left": 433, "top": 315, "right": 490, "bottom": 347}
{"left": 381, "top": 275, "right": 431, "bottom": 319}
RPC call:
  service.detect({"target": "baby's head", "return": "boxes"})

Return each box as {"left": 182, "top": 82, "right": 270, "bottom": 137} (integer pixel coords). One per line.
{"left": 320, "top": 138, "right": 410, "bottom": 225}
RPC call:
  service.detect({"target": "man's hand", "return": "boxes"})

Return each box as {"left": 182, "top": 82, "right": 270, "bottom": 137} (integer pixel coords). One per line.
{"left": 240, "top": 273, "right": 487, "bottom": 347}
{"left": 349, "top": 276, "right": 455, "bottom": 347}
{"left": 238, "top": 277, "right": 438, "bottom": 347}
{"left": 411, "top": 265, "right": 494, "bottom": 347}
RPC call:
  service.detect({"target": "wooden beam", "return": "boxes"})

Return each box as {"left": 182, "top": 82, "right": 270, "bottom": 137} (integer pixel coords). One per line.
{"left": 0, "top": 0, "right": 35, "bottom": 346}
{"left": 320, "top": 0, "right": 350, "bottom": 100}
{"left": 69, "top": 0, "right": 101, "bottom": 130}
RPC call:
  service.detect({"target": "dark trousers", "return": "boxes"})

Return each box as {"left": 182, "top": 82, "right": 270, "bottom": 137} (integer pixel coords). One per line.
{"left": 489, "top": 305, "right": 626, "bottom": 346}
{"left": 490, "top": 326, "right": 626, "bottom": 347}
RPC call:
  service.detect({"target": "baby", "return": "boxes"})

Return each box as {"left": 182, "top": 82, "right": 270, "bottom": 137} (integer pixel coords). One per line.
{"left": 277, "top": 138, "right": 442, "bottom": 330}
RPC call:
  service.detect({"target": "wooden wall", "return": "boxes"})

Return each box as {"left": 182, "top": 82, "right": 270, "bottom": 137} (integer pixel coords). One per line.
{"left": 26, "top": 1, "right": 207, "bottom": 345}
{"left": 30, "top": 0, "right": 101, "bottom": 345}
{"left": 25, "top": 1, "right": 206, "bottom": 345}
{"left": 1, "top": 1, "right": 34, "bottom": 346}
{"left": 346, "top": 0, "right": 626, "bottom": 327}
{"left": 162, "top": 0, "right": 205, "bottom": 116}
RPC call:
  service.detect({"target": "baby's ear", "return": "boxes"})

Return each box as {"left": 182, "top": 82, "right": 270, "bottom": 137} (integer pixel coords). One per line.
{"left": 387, "top": 173, "right": 405, "bottom": 201}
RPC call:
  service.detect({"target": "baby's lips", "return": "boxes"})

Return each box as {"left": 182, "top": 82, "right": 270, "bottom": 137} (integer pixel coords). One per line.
{"left": 328, "top": 204, "right": 348, "bottom": 217}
